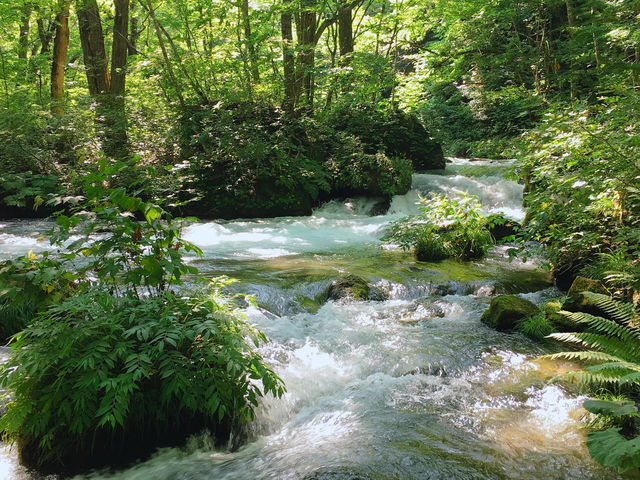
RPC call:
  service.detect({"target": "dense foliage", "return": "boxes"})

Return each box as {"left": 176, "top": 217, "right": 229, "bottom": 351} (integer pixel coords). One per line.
{"left": 1, "top": 0, "right": 639, "bottom": 474}
{"left": 0, "top": 163, "right": 284, "bottom": 471}
{"left": 179, "top": 101, "right": 414, "bottom": 218}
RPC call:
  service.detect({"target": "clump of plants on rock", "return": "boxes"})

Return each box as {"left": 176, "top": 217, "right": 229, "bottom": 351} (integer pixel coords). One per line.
{"left": 0, "top": 161, "right": 284, "bottom": 473}
{"left": 382, "top": 193, "right": 496, "bottom": 261}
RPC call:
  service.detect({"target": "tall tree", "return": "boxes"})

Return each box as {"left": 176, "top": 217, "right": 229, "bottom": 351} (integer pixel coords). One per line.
{"left": 50, "top": 0, "right": 70, "bottom": 115}
{"left": 77, "top": 0, "right": 110, "bottom": 95}
{"left": 18, "top": 7, "right": 31, "bottom": 60}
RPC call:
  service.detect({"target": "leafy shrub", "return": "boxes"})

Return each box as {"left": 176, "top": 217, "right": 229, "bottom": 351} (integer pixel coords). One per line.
{"left": 0, "top": 172, "right": 59, "bottom": 218}
{"left": 0, "top": 162, "right": 285, "bottom": 472}
{"left": 179, "top": 102, "right": 331, "bottom": 219}
{"left": 323, "top": 102, "right": 444, "bottom": 170}
{"left": 179, "top": 102, "right": 413, "bottom": 219}
{"left": 383, "top": 193, "right": 495, "bottom": 261}
{"left": 328, "top": 150, "right": 412, "bottom": 198}
{"left": 0, "top": 285, "right": 283, "bottom": 471}
{"left": 544, "top": 292, "right": 640, "bottom": 472}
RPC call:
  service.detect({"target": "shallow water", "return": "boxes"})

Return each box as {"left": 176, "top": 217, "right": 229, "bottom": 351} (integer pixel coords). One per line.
{"left": 0, "top": 159, "right": 621, "bottom": 479}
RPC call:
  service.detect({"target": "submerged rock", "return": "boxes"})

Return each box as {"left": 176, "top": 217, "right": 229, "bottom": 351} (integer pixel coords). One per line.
{"left": 481, "top": 295, "right": 538, "bottom": 332}
{"left": 326, "top": 275, "right": 387, "bottom": 302}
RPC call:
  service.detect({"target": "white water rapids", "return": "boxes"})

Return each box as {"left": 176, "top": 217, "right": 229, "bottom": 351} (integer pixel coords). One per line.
{"left": 0, "top": 159, "right": 621, "bottom": 479}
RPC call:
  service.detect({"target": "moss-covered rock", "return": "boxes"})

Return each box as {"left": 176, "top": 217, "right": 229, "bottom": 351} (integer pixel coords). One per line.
{"left": 481, "top": 295, "right": 538, "bottom": 331}
{"left": 543, "top": 300, "right": 582, "bottom": 332}
{"left": 326, "top": 275, "right": 387, "bottom": 301}
{"left": 563, "top": 276, "right": 609, "bottom": 315}
{"left": 179, "top": 102, "right": 414, "bottom": 219}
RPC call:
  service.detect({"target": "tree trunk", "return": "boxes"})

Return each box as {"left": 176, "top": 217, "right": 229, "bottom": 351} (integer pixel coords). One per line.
{"left": 241, "top": 0, "right": 260, "bottom": 83}
{"left": 110, "top": 0, "right": 129, "bottom": 96}
{"left": 37, "top": 18, "right": 56, "bottom": 54}
{"left": 77, "top": 0, "right": 110, "bottom": 95}
{"left": 129, "top": 0, "right": 140, "bottom": 55}
{"left": 281, "top": 0, "right": 296, "bottom": 113}
{"left": 144, "top": 0, "right": 186, "bottom": 108}
{"left": 338, "top": 6, "right": 353, "bottom": 60}
{"left": 565, "top": 0, "right": 576, "bottom": 100}
{"left": 51, "top": 1, "right": 71, "bottom": 115}
{"left": 102, "top": 0, "right": 130, "bottom": 158}
{"left": 18, "top": 11, "right": 31, "bottom": 60}
{"left": 296, "top": 9, "right": 316, "bottom": 113}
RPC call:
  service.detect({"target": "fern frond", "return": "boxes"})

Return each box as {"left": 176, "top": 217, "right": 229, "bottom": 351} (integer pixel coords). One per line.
{"left": 560, "top": 308, "right": 639, "bottom": 339}
{"left": 543, "top": 350, "right": 622, "bottom": 363}
{"left": 618, "top": 371, "right": 640, "bottom": 385}
{"left": 558, "top": 311, "right": 640, "bottom": 359}
{"left": 556, "top": 370, "right": 622, "bottom": 386}
{"left": 585, "top": 361, "right": 640, "bottom": 373}
{"left": 582, "top": 292, "right": 640, "bottom": 329}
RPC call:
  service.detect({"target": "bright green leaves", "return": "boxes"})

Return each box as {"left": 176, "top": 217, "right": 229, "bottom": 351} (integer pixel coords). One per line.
{"left": 382, "top": 193, "right": 495, "bottom": 261}
{"left": 0, "top": 287, "right": 285, "bottom": 468}
{"left": 584, "top": 399, "right": 638, "bottom": 417}
{"left": 587, "top": 429, "right": 640, "bottom": 473}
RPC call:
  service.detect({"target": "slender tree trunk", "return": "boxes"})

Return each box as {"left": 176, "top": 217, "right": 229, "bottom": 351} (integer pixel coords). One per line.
{"left": 102, "top": 0, "right": 130, "bottom": 158}
{"left": 37, "top": 18, "right": 56, "bottom": 54}
{"left": 281, "top": 0, "right": 296, "bottom": 113}
{"left": 110, "top": 0, "right": 129, "bottom": 96}
{"left": 565, "top": 0, "right": 576, "bottom": 100}
{"left": 19, "top": 11, "right": 31, "bottom": 60}
{"left": 296, "top": 9, "right": 316, "bottom": 113}
{"left": 77, "top": 0, "right": 110, "bottom": 94}
{"left": 338, "top": 6, "right": 353, "bottom": 60}
{"left": 241, "top": 0, "right": 259, "bottom": 83}
{"left": 51, "top": 1, "right": 71, "bottom": 115}
{"left": 145, "top": 0, "right": 186, "bottom": 108}
{"left": 129, "top": 0, "right": 140, "bottom": 55}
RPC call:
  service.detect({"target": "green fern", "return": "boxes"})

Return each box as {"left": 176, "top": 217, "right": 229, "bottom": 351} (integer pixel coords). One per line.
{"left": 543, "top": 292, "right": 640, "bottom": 387}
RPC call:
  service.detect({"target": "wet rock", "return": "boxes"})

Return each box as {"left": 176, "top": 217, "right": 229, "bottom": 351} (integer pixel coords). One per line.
{"left": 326, "top": 275, "right": 387, "bottom": 302}
{"left": 562, "top": 276, "right": 609, "bottom": 316}
{"left": 481, "top": 295, "right": 538, "bottom": 332}
{"left": 402, "top": 363, "right": 448, "bottom": 377}
{"left": 432, "top": 281, "right": 458, "bottom": 296}
{"left": 542, "top": 301, "right": 579, "bottom": 332}
{"left": 368, "top": 198, "right": 391, "bottom": 216}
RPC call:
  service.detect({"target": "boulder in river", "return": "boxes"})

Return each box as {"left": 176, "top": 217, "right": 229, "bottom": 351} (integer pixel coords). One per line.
{"left": 326, "top": 275, "right": 387, "bottom": 301}
{"left": 481, "top": 295, "right": 538, "bottom": 331}
{"left": 562, "top": 276, "right": 609, "bottom": 315}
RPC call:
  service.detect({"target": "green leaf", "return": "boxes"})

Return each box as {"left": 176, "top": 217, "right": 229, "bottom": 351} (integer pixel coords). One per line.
{"left": 144, "top": 204, "right": 163, "bottom": 222}
{"left": 587, "top": 428, "right": 640, "bottom": 472}
{"left": 583, "top": 399, "right": 638, "bottom": 417}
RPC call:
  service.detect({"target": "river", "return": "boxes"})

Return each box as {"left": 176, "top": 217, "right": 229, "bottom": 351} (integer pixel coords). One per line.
{"left": 0, "top": 159, "right": 620, "bottom": 479}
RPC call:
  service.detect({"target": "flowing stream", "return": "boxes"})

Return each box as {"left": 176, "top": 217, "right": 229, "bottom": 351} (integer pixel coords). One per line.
{"left": 0, "top": 159, "right": 622, "bottom": 479}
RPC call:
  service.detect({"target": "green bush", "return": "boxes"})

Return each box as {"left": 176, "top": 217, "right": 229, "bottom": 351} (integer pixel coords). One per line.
{"left": 383, "top": 193, "right": 495, "bottom": 261}
{"left": 179, "top": 102, "right": 331, "bottom": 219}
{"left": 179, "top": 102, "right": 414, "bottom": 219}
{"left": 0, "top": 162, "right": 285, "bottom": 472}
{"left": 323, "top": 102, "right": 444, "bottom": 170}
{"left": 0, "top": 285, "right": 283, "bottom": 471}
{"left": 516, "top": 93, "right": 640, "bottom": 288}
